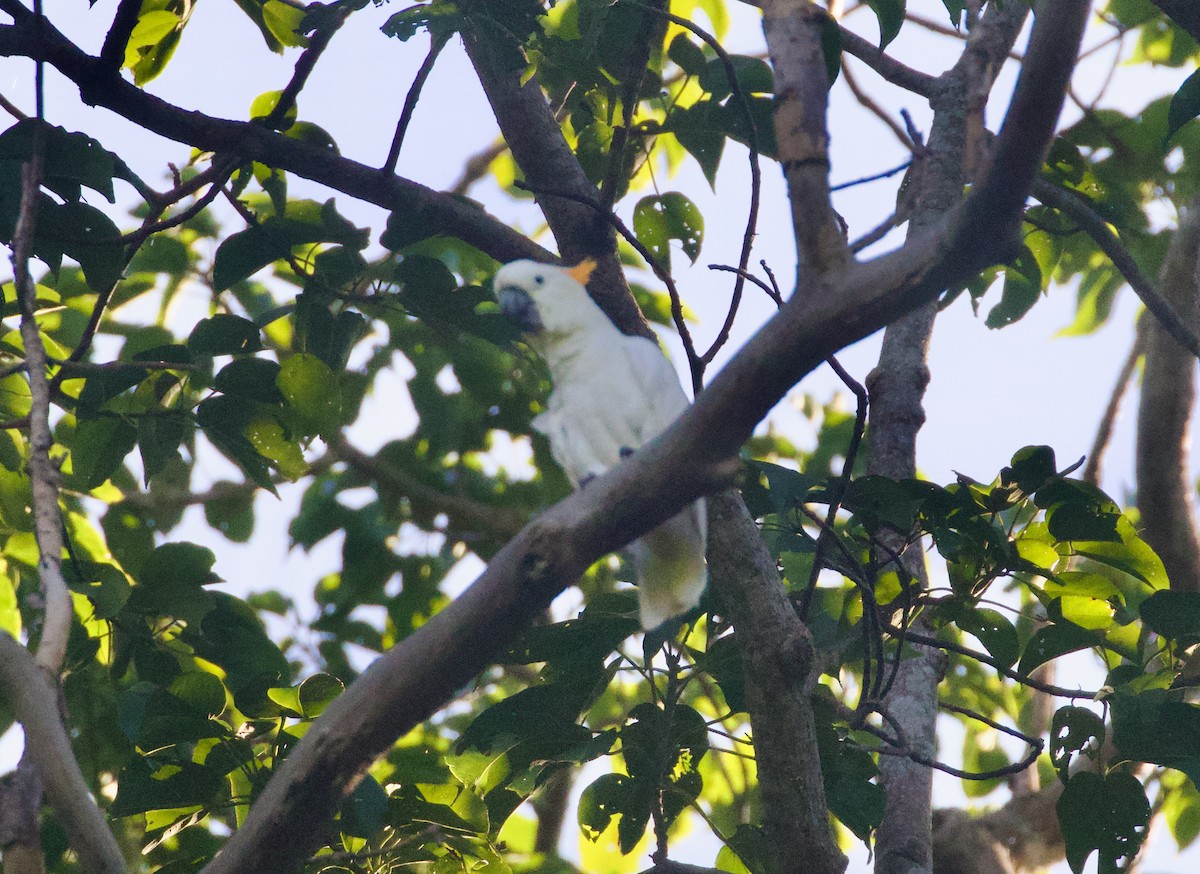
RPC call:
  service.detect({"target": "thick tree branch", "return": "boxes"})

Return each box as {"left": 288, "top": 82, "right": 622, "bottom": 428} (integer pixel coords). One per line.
{"left": 9, "top": 115, "right": 70, "bottom": 676}
{"left": 0, "top": 634, "right": 126, "bottom": 873}
{"left": 1150, "top": 0, "right": 1200, "bottom": 43}
{"left": 460, "top": 24, "right": 652, "bottom": 340}
{"left": 761, "top": 0, "right": 849, "bottom": 279}
{"left": 98, "top": 0, "right": 140, "bottom": 73}
{"left": 707, "top": 492, "right": 846, "bottom": 874}
{"left": 1137, "top": 195, "right": 1200, "bottom": 593}
{"left": 196, "top": 0, "right": 1088, "bottom": 849}
{"left": 865, "top": 4, "right": 1032, "bottom": 872}
{"left": 0, "top": 17, "right": 549, "bottom": 266}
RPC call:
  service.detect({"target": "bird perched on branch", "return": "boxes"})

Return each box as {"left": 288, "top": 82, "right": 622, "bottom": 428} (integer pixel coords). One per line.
{"left": 494, "top": 258, "right": 707, "bottom": 630}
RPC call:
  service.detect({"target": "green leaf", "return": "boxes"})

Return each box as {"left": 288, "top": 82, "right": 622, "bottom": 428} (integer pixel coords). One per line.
{"left": 189, "top": 314, "right": 264, "bottom": 356}
{"left": 278, "top": 353, "right": 342, "bottom": 435}
{"left": 940, "top": 0, "right": 964, "bottom": 28}
{"left": 697, "top": 55, "right": 774, "bottom": 101}
{"left": 232, "top": 0, "right": 307, "bottom": 52}
{"left": 297, "top": 673, "right": 343, "bottom": 718}
{"left": 1168, "top": 67, "right": 1200, "bottom": 141}
{"left": 214, "top": 357, "right": 284, "bottom": 404}
{"left": 203, "top": 485, "right": 256, "bottom": 543}
{"left": 1018, "top": 622, "right": 1096, "bottom": 675}
{"left": 671, "top": 101, "right": 727, "bottom": 186}
{"left": 578, "top": 773, "right": 653, "bottom": 854}
{"left": 958, "top": 607, "right": 1019, "bottom": 669}
{"left": 169, "top": 671, "right": 228, "bottom": 717}
{"left": 667, "top": 33, "right": 706, "bottom": 76}
{"left": 212, "top": 199, "right": 367, "bottom": 290}
{"left": 132, "top": 542, "right": 221, "bottom": 624}
{"left": 0, "top": 120, "right": 117, "bottom": 202}
{"left": 865, "top": 0, "right": 906, "bottom": 49}
{"left": 112, "top": 759, "right": 225, "bottom": 817}
{"left": 1050, "top": 706, "right": 1104, "bottom": 780}
{"left": 67, "top": 417, "right": 138, "bottom": 492}
{"left": 339, "top": 774, "right": 388, "bottom": 839}
{"left": 0, "top": 373, "right": 31, "bottom": 419}
{"left": 1057, "top": 771, "right": 1150, "bottom": 873}
{"left": 138, "top": 411, "right": 187, "bottom": 484}
{"left": 36, "top": 201, "right": 124, "bottom": 292}
{"left": 716, "top": 824, "right": 771, "bottom": 874}
{"left": 0, "top": 573, "right": 18, "bottom": 637}
{"left": 986, "top": 244, "right": 1044, "bottom": 328}
{"left": 1140, "top": 590, "right": 1200, "bottom": 643}
{"left": 632, "top": 193, "right": 704, "bottom": 271}
{"left": 1001, "top": 445, "right": 1057, "bottom": 494}
{"left": 1112, "top": 691, "right": 1200, "bottom": 785}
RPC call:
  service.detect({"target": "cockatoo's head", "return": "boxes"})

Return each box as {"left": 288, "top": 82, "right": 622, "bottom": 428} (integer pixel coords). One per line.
{"left": 494, "top": 258, "right": 599, "bottom": 338}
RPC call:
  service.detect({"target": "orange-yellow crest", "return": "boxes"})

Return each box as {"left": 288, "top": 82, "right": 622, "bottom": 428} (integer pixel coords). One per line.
{"left": 567, "top": 258, "right": 598, "bottom": 286}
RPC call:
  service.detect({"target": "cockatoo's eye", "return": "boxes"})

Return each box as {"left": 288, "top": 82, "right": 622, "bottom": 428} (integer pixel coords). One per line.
{"left": 534, "top": 275, "right": 545, "bottom": 285}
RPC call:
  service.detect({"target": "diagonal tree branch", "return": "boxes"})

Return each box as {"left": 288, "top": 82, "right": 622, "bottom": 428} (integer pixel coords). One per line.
{"left": 1031, "top": 178, "right": 1200, "bottom": 359}
{"left": 1149, "top": 0, "right": 1200, "bottom": 43}
{"left": 195, "top": 3, "right": 1089, "bottom": 865}
{"left": 0, "top": 634, "right": 126, "bottom": 873}
{"left": 460, "top": 20, "right": 653, "bottom": 341}
{"left": 0, "top": 15, "right": 549, "bottom": 267}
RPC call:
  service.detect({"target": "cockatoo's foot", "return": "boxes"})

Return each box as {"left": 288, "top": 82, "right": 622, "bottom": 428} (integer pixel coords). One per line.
{"left": 619, "top": 446, "right": 634, "bottom": 459}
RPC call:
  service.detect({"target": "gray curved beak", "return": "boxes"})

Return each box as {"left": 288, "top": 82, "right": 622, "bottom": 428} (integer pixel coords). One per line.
{"left": 498, "top": 286, "right": 544, "bottom": 334}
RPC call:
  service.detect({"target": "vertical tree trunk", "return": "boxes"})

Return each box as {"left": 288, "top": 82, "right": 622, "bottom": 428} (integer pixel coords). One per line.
{"left": 1136, "top": 196, "right": 1200, "bottom": 593}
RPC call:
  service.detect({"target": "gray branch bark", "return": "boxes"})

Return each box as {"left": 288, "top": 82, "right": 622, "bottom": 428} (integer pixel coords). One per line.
{"left": 0, "top": 635, "right": 126, "bottom": 873}
{"left": 866, "top": 5, "right": 1033, "bottom": 873}
{"left": 1137, "top": 195, "right": 1200, "bottom": 592}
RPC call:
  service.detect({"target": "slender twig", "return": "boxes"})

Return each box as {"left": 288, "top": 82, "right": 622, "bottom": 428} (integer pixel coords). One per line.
{"left": 882, "top": 621, "right": 1099, "bottom": 699}
{"left": 837, "top": 23, "right": 939, "bottom": 98}
{"left": 707, "top": 264, "right": 782, "bottom": 307}
{"left": 262, "top": 7, "right": 348, "bottom": 132}
{"left": 800, "top": 358, "right": 868, "bottom": 621}
{"left": 450, "top": 140, "right": 507, "bottom": 195}
{"left": 840, "top": 62, "right": 915, "bottom": 150}
{"left": 382, "top": 30, "right": 450, "bottom": 174}
{"left": 1033, "top": 178, "right": 1200, "bottom": 360}
{"left": 938, "top": 701, "right": 1041, "bottom": 747}
{"left": 1083, "top": 333, "right": 1142, "bottom": 485}
{"left": 851, "top": 211, "right": 900, "bottom": 252}
{"left": 831, "top": 159, "right": 913, "bottom": 193}
{"left": 119, "top": 158, "right": 237, "bottom": 246}
{"left": 0, "top": 90, "right": 26, "bottom": 119}
{"left": 851, "top": 732, "right": 1042, "bottom": 781}
{"left": 629, "top": 3, "right": 762, "bottom": 369}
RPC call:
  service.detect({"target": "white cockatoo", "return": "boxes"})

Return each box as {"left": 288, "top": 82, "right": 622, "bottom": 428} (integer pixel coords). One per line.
{"left": 494, "top": 258, "right": 707, "bottom": 630}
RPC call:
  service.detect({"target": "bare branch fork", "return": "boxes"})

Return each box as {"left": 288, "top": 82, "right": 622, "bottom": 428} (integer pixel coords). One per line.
{"left": 193, "top": 4, "right": 1091, "bottom": 870}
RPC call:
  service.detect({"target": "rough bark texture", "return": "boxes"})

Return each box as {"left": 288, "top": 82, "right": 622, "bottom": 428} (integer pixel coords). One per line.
{"left": 708, "top": 492, "right": 846, "bottom": 874}
{"left": 761, "top": 0, "right": 850, "bottom": 279}
{"left": 1137, "top": 197, "right": 1200, "bottom": 593}
{"left": 461, "top": 23, "right": 654, "bottom": 341}
{"left": 0, "top": 635, "right": 126, "bottom": 874}
{"left": 866, "top": 6, "right": 1030, "bottom": 873}
{"left": 0, "top": 1, "right": 1090, "bottom": 871}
